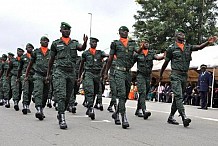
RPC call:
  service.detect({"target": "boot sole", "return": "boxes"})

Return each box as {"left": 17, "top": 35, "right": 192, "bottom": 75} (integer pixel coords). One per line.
{"left": 89, "top": 113, "right": 95, "bottom": 120}
{"left": 5, "top": 105, "right": 10, "bottom": 108}
{"left": 167, "top": 120, "right": 179, "bottom": 125}
{"left": 14, "top": 105, "right": 19, "bottom": 111}
{"left": 183, "top": 119, "right": 191, "bottom": 127}
{"left": 60, "top": 125, "right": 68, "bottom": 129}
{"left": 122, "top": 123, "right": 130, "bottom": 129}
{"left": 72, "top": 108, "right": 76, "bottom": 113}
{"left": 143, "top": 112, "right": 151, "bottom": 120}
{"left": 0, "top": 102, "right": 4, "bottom": 106}
{"left": 35, "top": 113, "right": 44, "bottom": 121}
{"left": 22, "top": 109, "right": 28, "bottom": 115}
{"left": 99, "top": 106, "right": 103, "bottom": 111}
{"left": 112, "top": 113, "right": 121, "bottom": 125}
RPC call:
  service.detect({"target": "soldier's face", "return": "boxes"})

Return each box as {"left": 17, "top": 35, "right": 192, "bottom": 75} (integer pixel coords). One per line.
{"left": 61, "top": 27, "right": 71, "bottom": 38}
{"left": 176, "top": 32, "right": 185, "bottom": 41}
{"left": 144, "top": 41, "right": 149, "bottom": 49}
{"left": 90, "top": 40, "right": 97, "bottom": 48}
{"left": 26, "top": 46, "right": 33, "bottom": 54}
{"left": 119, "top": 30, "right": 128, "bottom": 38}
{"left": 40, "top": 40, "right": 49, "bottom": 47}
{"left": 201, "top": 67, "right": 206, "bottom": 72}
{"left": 17, "top": 50, "right": 24, "bottom": 57}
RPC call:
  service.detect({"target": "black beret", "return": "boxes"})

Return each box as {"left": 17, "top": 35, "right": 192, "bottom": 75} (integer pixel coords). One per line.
{"left": 40, "top": 36, "right": 49, "bottom": 42}
{"left": 8, "top": 52, "right": 15, "bottom": 56}
{"left": 119, "top": 26, "right": 129, "bottom": 32}
{"left": 17, "top": 48, "right": 24, "bottom": 52}
{"left": 26, "top": 43, "right": 34, "bottom": 49}
{"left": 61, "top": 22, "right": 71, "bottom": 29}
{"left": 90, "top": 37, "right": 99, "bottom": 42}
{"left": 175, "top": 28, "right": 186, "bottom": 34}
{"left": 2, "top": 54, "right": 7, "bottom": 58}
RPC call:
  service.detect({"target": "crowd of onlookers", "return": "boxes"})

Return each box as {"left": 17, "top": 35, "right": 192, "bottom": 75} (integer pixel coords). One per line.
{"left": 127, "top": 81, "right": 218, "bottom": 108}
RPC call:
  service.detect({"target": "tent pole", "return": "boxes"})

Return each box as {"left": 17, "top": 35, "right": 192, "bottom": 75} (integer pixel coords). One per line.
{"left": 210, "top": 68, "right": 215, "bottom": 108}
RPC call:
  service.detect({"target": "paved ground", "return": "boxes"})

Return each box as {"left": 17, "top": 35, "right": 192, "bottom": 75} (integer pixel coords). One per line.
{"left": 0, "top": 95, "right": 218, "bottom": 146}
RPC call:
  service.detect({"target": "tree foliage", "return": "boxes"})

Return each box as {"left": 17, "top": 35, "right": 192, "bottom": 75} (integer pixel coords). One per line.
{"left": 133, "top": 0, "right": 218, "bottom": 51}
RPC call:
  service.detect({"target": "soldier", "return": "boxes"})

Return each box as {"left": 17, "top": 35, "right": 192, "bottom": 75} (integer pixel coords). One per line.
{"left": 103, "top": 26, "right": 143, "bottom": 129}
{"left": 67, "top": 55, "right": 81, "bottom": 113}
{"left": 46, "top": 22, "right": 88, "bottom": 129}
{"left": 133, "top": 38, "right": 164, "bottom": 119}
{"left": 25, "top": 36, "right": 50, "bottom": 121}
{"left": 0, "top": 56, "right": 6, "bottom": 105}
{"left": 197, "top": 64, "right": 212, "bottom": 110}
{"left": 17, "top": 43, "right": 34, "bottom": 114}
{"left": 7, "top": 48, "right": 24, "bottom": 111}
{"left": 2, "top": 53, "right": 14, "bottom": 108}
{"left": 78, "top": 37, "right": 108, "bottom": 120}
{"left": 160, "top": 28, "right": 217, "bottom": 127}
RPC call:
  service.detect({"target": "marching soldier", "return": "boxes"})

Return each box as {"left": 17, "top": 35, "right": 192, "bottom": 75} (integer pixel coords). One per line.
{"left": 46, "top": 22, "right": 88, "bottom": 129}
{"left": 160, "top": 28, "right": 217, "bottom": 127}
{"left": 17, "top": 43, "right": 34, "bottom": 114}
{"left": 7, "top": 48, "right": 24, "bottom": 111}
{"left": 133, "top": 37, "right": 164, "bottom": 119}
{"left": 78, "top": 37, "right": 108, "bottom": 120}
{"left": 25, "top": 36, "right": 50, "bottom": 120}
{"left": 104, "top": 26, "right": 143, "bottom": 129}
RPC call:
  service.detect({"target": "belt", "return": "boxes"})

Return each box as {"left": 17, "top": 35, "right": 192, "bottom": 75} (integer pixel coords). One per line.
{"left": 172, "top": 70, "right": 187, "bottom": 75}
{"left": 115, "top": 66, "right": 129, "bottom": 72}
{"left": 85, "top": 70, "right": 101, "bottom": 74}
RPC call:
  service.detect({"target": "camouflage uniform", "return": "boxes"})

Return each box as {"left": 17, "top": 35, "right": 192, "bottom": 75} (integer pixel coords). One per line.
{"left": 31, "top": 48, "right": 50, "bottom": 109}
{"left": 50, "top": 38, "right": 80, "bottom": 114}
{"left": 109, "top": 40, "right": 138, "bottom": 114}
{"left": 133, "top": 50, "right": 155, "bottom": 119}
{"left": 19, "top": 53, "right": 34, "bottom": 110}
{"left": 82, "top": 49, "right": 107, "bottom": 116}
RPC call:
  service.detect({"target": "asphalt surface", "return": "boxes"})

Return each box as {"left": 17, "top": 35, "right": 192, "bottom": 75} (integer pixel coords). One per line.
{"left": 0, "top": 95, "right": 218, "bottom": 146}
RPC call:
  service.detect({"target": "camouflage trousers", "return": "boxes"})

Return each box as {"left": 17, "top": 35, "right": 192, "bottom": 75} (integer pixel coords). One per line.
{"left": 83, "top": 71, "right": 101, "bottom": 108}
{"left": 136, "top": 73, "right": 150, "bottom": 110}
{"left": 109, "top": 73, "right": 117, "bottom": 107}
{"left": 11, "top": 75, "right": 22, "bottom": 102}
{"left": 53, "top": 68, "right": 76, "bottom": 114}
{"left": 22, "top": 75, "right": 34, "bottom": 105}
{"left": 33, "top": 73, "right": 49, "bottom": 108}
{"left": 170, "top": 72, "right": 187, "bottom": 116}
{"left": 114, "top": 70, "right": 131, "bottom": 114}
{"left": 2, "top": 76, "right": 12, "bottom": 100}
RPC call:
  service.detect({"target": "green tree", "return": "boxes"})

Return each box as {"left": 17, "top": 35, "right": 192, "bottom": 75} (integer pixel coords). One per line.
{"left": 133, "top": 0, "right": 218, "bottom": 51}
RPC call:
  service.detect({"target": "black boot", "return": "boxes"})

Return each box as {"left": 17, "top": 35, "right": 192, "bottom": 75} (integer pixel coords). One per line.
{"left": 142, "top": 109, "right": 151, "bottom": 120}
{"left": 71, "top": 106, "right": 76, "bottom": 114}
{"left": 27, "top": 105, "right": 31, "bottom": 113}
{"left": 74, "top": 101, "right": 78, "bottom": 106}
{"left": 107, "top": 106, "right": 114, "bottom": 113}
{"left": 82, "top": 100, "right": 87, "bottom": 107}
{"left": 180, "top": 112, "right": 191, "bottom": 127}
{"left": 121, "top": 113, "right": 129, "bottom": 129}
{"left": 68, "top": 106, "right": 73, "bottom": 112}
{"left": 14, "top": 101, "right": 19, "bottom": 111}
{"left": 99, "top": 104, "right": 103, "bottom": 111}
{"left": 5, "top": 100, "right": 10, "bottom": 108}
{"left": 46, "top": 99, "right": 52, "bottom": 108}
{"left": 167, "top": 115, "right": 179, "bottom": 125}
{"left": 58, "top": 113, "right": 67, "bottom": 129}
{"left": 137, "top": 109, "right": 143, "bottom": 117}
{"left": 112, "top": 112, "right": 121, "bottom": 125}
{"left": 94, "top": 104, "right": 99, "bottom": 109}
{"left": 88, "top": 107, "right": 95, "bottom": 120}
{"left": 32, "top": 97, "right": 35, "bottom": 103}
{"left": 22, "top": 104, "right": 28, "bottom": 115}
{"left": 114, "top": 104, "right": 117, "bottom": 111}
{"left": 35, "top": 106, "right": 44, "bottom": 120}
{"left": 0, "top": 99, "right": 4, "bottom": 106}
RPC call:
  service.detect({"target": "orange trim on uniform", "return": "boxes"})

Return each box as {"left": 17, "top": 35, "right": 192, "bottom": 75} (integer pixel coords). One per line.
{"left": 40, "top": 47, "right": 48, "bottom": 56}
{"left": 89, "top": 48, "right": 96, "bottom": 55}
{"left": 61, "top": 37, "right": 71, "bottom": 45}
{"left": 26, "top": 53, "right": 31, "bottom": 59}
{"left": 120, "top": 38, "right": 128, "bottom": 47}
{"left": 16, "top": 56, "right": 21, "bottom": 61}
{"left": 176, "top": 42, "right": 184, "bottom": 51}
{"left": 142, "top": 49, "right": 148, "bottom": 56}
